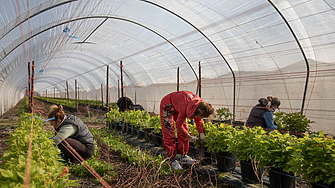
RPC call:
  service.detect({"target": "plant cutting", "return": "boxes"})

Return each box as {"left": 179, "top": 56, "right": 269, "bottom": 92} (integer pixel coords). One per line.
{"left": 274, "top": 111, "right": 314, "bottom": 134}
{"left": 286, "top": 131, "right": 335, "bottom": 187}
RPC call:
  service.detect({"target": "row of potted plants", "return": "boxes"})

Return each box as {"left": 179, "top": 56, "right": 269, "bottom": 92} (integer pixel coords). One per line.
{"left": 106, "top": 107, "right": 334, "bottom": 188}
{"left": 190, "top": 123, "right": 335, "bottom": 188}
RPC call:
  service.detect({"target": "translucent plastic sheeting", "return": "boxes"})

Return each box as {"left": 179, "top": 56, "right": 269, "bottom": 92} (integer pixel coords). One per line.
{"left": 0, "top": 0, "right": 335, "bottom": 134}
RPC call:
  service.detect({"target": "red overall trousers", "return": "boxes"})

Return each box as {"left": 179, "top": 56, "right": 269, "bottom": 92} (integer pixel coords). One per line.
{"left": 160, "top": 91, "right": 204, "bottom": 158}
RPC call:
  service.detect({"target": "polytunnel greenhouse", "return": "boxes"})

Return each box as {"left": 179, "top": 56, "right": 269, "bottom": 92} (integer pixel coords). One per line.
{"left": 0, "top": 0, "right": 335, "bottom": 187}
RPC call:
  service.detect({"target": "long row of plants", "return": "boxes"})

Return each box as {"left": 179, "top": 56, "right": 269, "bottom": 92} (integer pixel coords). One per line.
{"left": 35, "top": 97, "right": 118, "bottom": 109}
{"left": 0, "top": 113, "right": 79, "bottom": 187}
{"left": 106, "top": 108, "right": 335, "bottom": 187}
{"left": 192, "top": 122, "right": 335, "bottom": 187}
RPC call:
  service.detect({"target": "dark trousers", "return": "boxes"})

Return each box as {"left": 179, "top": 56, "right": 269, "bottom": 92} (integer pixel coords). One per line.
{"left": 58, "top": 138, "right": 95, "bottom": 163}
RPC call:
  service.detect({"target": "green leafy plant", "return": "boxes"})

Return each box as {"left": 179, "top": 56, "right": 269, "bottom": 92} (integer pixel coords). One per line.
{"left": 214, "top": 107, "right": 235, "bottom": 121}
{"left": 274, "top": 111, "right": 314, "bottom": 133}
{"left": 226, "top": 126, "right": 266, "bottom": 162}
{"left": 0, "top": 113, "right": 79, "bottom": 187}
{"left": 90, "top": 129, "right": 171, "bottom": 175}
{"left": 286, "top": 131, "right": 335, "bottom": 185}
{"left": 251, "top": 130, "right": 297, "bottom": 169}
{"left": 204, "top": 123, "right": 237, "bottom": 153}
{"left": 149, "top": 115, "right": 161, "bottom": 134}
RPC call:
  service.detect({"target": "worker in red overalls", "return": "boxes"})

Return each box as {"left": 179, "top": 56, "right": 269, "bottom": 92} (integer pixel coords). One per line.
{"left": 160, "top": 91, "right": 214, "bottom": 170}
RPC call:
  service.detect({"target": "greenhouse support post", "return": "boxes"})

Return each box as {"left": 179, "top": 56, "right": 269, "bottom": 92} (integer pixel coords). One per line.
{"left": 27, "top": 62, "right": 31, "bottom": 112}
{"left": 30, "top": 61, "right": 35, "bottom": 113}
{"left": 101, "top": 84, "right": 104, "bottom": 107}
{"left": 75, "top": 79, "right": 77, "bottom": 108}
{"left": 106, "top": 65, "right": 109, "bottom": 111}
{"left": 120, "top": 61, "right": 124, "bottom": 98}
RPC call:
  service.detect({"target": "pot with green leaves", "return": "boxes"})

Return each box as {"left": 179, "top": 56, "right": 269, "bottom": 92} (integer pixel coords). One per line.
{"left": 253, "top": 130, "right": 297, "bottom": 188}
{"left": 286, "top": 131, "right": 335, "bottom": 188}
{"left": 226, "top": 126, "right": 266, "bottom": 184}
{"left": 188, "top": 121, "right": 214, "bottom": 164}
{"left": 204, "top": 123, "right": 238, "bottom": 172}
{"left": 106, "top": 108, "right": 122, "bottom": 130}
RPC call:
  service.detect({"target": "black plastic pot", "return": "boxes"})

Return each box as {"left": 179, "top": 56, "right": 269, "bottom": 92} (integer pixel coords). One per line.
{"left": 240, "top": 160, "right": 262, "bottom": 184}
{"left": 131, "top": 125, "right": 138, "bottom": 137}
{"left": 153, "top": 132, "right": 164, "bottom": 147}
{"left": 188, "top": 143, "right": 199, "bottom": 159}
{"left": 216, "top": 151, "right": 236, "bottom": 172}
{"left": 116, "top": 121, "right": 123, "bottom": 131}
{"left": 269, "top": 168, "right": 295, "bottom": 188}
{"left": 138, "top": 129, "right": 145, "bottom": 139}
{"left": 143, "top": 128, "right": 154, "bottom": 143}
{"left": 198, "top": 145, "right": 215, "bottom": 165}
{"left": 122, "top": 123, "right": 127, "bottom": 134}
{"left": 126, "top": 123, "right": 132, "bottom": 135}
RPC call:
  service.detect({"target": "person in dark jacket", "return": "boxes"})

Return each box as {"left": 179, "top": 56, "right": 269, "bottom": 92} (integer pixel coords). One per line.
{"left": 48, "top": 105, "right": 95, "bottom": 163}
{"left": 246, "top": 96, "right": 280, "bottom": 129}
{"left": 117, "top": 97, "right": 135, "bottom": 112}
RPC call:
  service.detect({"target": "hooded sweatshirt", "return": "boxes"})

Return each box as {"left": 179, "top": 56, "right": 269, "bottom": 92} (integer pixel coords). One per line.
{"left": 164, "top": 91, "right": 204, "bottom": 136}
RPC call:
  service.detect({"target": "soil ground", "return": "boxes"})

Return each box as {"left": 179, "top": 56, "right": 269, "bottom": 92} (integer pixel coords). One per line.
{"left": 0, "top": 99, "right": 236, "bottom": 188}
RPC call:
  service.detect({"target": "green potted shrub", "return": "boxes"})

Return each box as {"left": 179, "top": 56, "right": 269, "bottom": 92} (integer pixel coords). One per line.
{"left": 274, "top": 111, "right": 314, "bottom": 137}
{"left": 252, "top": 130, "right": 297, "bottom": 188}
{"left": 204, "top": 123, "right": 238, "bottom": 172}
{"left": 286, "top": 131, "right": 335, "bottom": 187}
{"left": 106, "top": 108, "right": 122, "bottom": 130}
{"left": 226, "top": 126, "right": 266, "bottom": 184}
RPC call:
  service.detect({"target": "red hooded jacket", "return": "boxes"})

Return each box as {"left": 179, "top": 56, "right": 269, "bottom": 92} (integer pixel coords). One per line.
{"left": 161, "top": 91, "right": 204, "bottom": 136}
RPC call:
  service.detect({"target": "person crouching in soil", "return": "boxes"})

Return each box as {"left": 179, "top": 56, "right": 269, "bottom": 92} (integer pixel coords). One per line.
{"left": 48, "top": 105, "right": 95, "bottom": 163}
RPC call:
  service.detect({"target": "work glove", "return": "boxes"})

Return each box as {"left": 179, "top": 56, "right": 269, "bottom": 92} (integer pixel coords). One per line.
{"left": 189, "top": 136, "right": 198, "bottom": 143}
{"left": 200, "top": 133, "right": 207, "bottom": 142}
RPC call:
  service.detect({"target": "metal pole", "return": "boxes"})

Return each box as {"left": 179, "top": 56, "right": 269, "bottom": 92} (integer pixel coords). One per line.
{"left": 75, "top": 79, "right": 77, "bottom": 108}
{"left": 101, "top": 84, "right": 104, "bottom": 107}
{"left": 177, "top": 67, "right": 179, "bottom": 91}
{"left": 46, "top": 89, "right": 47, "bottom": 98}
{"left": 54, "top": 87, "right": 55, "bottom": 98}
{"left": 120, "top": 61, "right": 124, "bottom": 97}
{"left": 31, "top": 61, "right": 35, "bottom": 112}
{"left": 28, "top": 62, "right": 31, "bottom": 112}
{"left": 198, "top": 61, "right": 201, "bottom": 97}
{"left": 106, "top": 65, "right": 109, "bottom": 111}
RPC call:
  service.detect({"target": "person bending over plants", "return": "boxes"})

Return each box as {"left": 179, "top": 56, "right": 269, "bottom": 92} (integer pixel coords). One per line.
{"left": 48, "top": 105, "right": 95, "bottom": 164}
{"left": 160, "top": 91, "right": 214, "bottom": 170}
{"left": 246, "top": 96, "right": 280, "bottom": 130}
